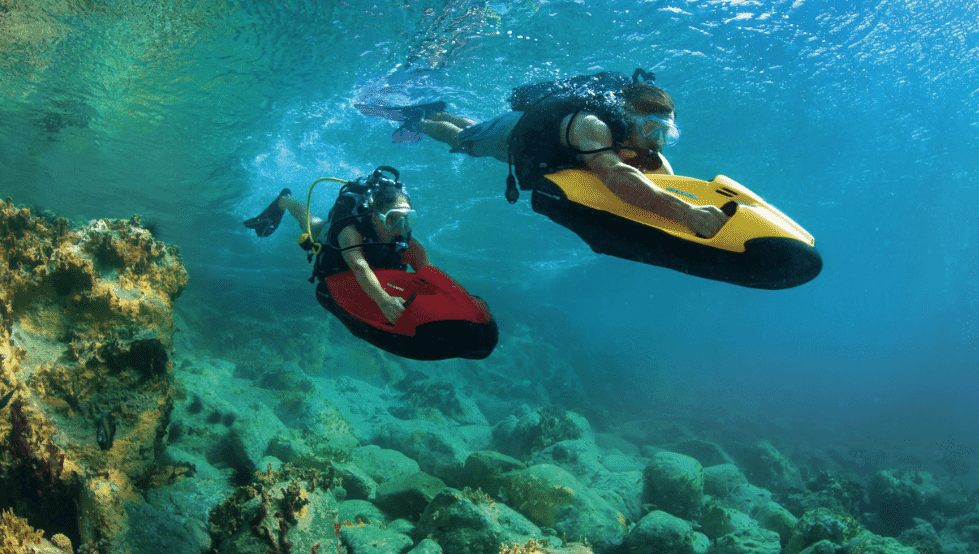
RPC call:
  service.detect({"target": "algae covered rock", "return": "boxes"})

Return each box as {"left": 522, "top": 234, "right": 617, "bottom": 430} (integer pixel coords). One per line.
{"left": 0, "top": 201, "right": 188, "bottom": 551}
{"left": 461, "top": 450, "right": 527, "bottom": 497}
{"left": 623, "top": 510, "right": 709, "bottom": 554}
{"left": 840, "top": 530, "right": 920, "bottom": 554}
{"left": 208, "top": 465, "right": 343, "bottom": 554}
{"left": 702, "top": 503, "right": 782, "bottom": 554}
{"left": 374, "top": 471, "right": 447, "bottom": 520}
{"left": 493, "top": 404, "right": 592, "bottom": 459}
{"left": 642, "top": 451, "right": 705, "bottom": 519}
{"left": 867, "top": 469, "right": 942, "bottom": 535}
{"left": 418, "top": 487, "right": 544, "bottom": 554}
{"left": 501, "top": 463, "right": 627, "bottom": 552}
{"left": 785, "top": 507, "right": 863, "bottom": 554}
{"left": 704, "top": 463, "right": 749, "bottom": 498}
{"left": 739, "top": 440, "right": 804, "bottom": 494}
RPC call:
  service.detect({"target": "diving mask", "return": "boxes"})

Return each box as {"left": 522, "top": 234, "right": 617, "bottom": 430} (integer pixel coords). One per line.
{"left": 378, "top": 207, "right": 418, "bottom": 233}
{"left": 636, "top": 113, "right": 680, "bottom": 147}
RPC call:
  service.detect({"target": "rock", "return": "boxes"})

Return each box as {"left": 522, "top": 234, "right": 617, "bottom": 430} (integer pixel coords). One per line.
{"left": 374, "top": 471, "right": 447, "bottom": 520}
{"left": 720, "top": 483, "right": 776, "bottom": 516}
{"left": 461, "top": 450, "right": 527, "bottom": 496}
{"left": 258, "top": 362, "right": 313, "bottom": 391}
{"left": 642, "top": 451, "right": 705, "bottom": 519}
{"left": 752, "top": 498, "right": 798, "bottom": 546}
{"left": 938, "top": 513, "right": 979, "bottom": 554}
{"left": 595, "top": 432, "right": 641, "bottom": 457}
{"left": 493, "top": 405, "right": 593, "bottom": 458}
{"left": 227, "top": 402, "right": 289, "bottom": 470}
{"left": 122, "top": 500, "right": 211, "bottom": 554}
{"left": 840, "top": 530, "right": 920, "bottom": 554}
{"left": 867, "top": 469, "right": 941, "bottom": 535}
{"left": 374, "top": 418, "right": 492, "bottom": 483}
{"left": 701, "top": 504, "right": 760, "bottom": 539}
{"left": 209, "top": 475, "right": 343, "bottom": 554}
{"left": 797, "top": 539, "right": 837, "bottom": 554}
{"left": 407, "top": 538, "right": 443, "bottom": 554}
{"left": 672, "top": 439, "right": 736, "bottom": 467}
{"left": 351, "top": 445, "right": 421, "bottom": 484}
{"left": 388, "top": 518, "right": 415, "bottom": 536}
{"left": 590, "top": 470, "right": 644, "bottom": 523}
{"left": 418, "top": 488, "right": 543, "bottom": 554}
{"left": 0, "top": 205, "right": 187, "bottom": 550}
{"left": 142, "top": 477, "right": 230, "bottom": 553}
{"left": 792, "top": 470, "right": 865, "bottom": 518}
{"left": 701, "top": 503, "right": 782, "bottom": 554}
{"left": 391, "top": 380, "right": 488, "bottom": 426}
{"left": 159, "top": 445, "right": 223, "bottom": 480}
{"left": 704, "top": 464, "right": 749, "bottom": 498}
{"left": 714, "top": 482, "right": 798, "bottom": 545}
{"left": 896, "top": 520, "right": 942, "bottom": 554}
{"left": 339, "top": 523, "right": 413, "bottom": 554}
{"left": 785, "top": 507, "right": 862, "bottom": 554}
{"left": 601, "top": 454, "right": 645, "bottom": 473}
{"left": 711, "top": 522, "right": 782, "bottom": 554}
{"left": 623, "top": 510, "right": 709, "bottom": 554}
{"left": 531, "top": 439, "right": 607, "bottom": 486}
{"left": 334, "top": 461, "right": 379, "bottom": 501}
{"left": 739, "top": 440, "right": 804, "bottom": 494}
{"left": 502, "top": 464, "right": 627, "bottom": 552}
{"left": 319, "top": 377, "right": 402, "bottom": 442}
{"left": 338, "top": 499, "right": 388, "bottom": 526}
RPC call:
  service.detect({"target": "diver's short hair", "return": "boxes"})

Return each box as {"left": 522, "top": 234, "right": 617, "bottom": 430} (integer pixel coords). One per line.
{"left": 621, "top": 83, "right": 675, "bottom": 117}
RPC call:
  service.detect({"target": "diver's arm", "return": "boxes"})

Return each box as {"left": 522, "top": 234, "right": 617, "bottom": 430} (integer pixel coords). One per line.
{"left": 403, "top": 238, "right": 431, "bottom": 271}
{"left": 338, "top": 226, "right": 405, "bottom": 324}
{"left": 571, "top": 115, "right": 726, "bottom": 238}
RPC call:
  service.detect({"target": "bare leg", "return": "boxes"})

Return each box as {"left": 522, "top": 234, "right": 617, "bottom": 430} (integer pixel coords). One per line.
{"left": 411, "top": 111, "right": 477, "bottom": 147}
{"left": 416, "top": 119, "right": 465, "bottom": 147}
{"left": 279, "top": 195, "right": 325, "bottom": 238}
{"left": 430, "top": 112, "right": 475, "bottom": 128}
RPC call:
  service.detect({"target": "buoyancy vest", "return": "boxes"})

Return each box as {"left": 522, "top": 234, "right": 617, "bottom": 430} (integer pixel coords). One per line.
{"left": 313, "top": 178, "right": 409, "bottom": 279}
{"left": 508, "top": 94, "right": 632, "bottom": 189}
{"left": 501, "top": 69, "right": 664, "bottom": 203}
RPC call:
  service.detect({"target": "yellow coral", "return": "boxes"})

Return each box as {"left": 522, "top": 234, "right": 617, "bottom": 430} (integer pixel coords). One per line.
{"left": 0, "top": 508, "right": 44, "bottom": 549}
{"left": 498, "top": 539, "right": 596, "bottom": 554}
{"left": 500, "top": 539, "right": 550, "bottom": 554}
{"left": 51, "top": 533, "right": 73, "bottom": 552}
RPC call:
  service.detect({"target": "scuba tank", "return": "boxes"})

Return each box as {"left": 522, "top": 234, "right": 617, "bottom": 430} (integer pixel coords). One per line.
{"left": 503, "top": 68, "right": 657, "bottom": 203}
{"left": 300, "top": 166, "right": 411, "bottom": 282}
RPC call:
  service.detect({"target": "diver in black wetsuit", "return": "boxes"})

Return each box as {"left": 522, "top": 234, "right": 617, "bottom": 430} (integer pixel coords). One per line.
{"left": 357, "top": 73, "right": 729, "bottom": 239}
{"left": 244, "top": 173, "right": 430, "bottom": 324}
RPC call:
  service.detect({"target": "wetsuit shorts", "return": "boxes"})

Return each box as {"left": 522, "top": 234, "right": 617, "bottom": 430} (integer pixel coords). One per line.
{"left": 451, "top": 111, "right": 523, "bottom": 163}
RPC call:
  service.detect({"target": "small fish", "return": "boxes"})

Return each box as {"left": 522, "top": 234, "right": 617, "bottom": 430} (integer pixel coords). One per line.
{"left": 96, "top": 411, "right": 116, "bottom": 451}
{"left": 0, "top": 389, "right": 14, "bottom": 410}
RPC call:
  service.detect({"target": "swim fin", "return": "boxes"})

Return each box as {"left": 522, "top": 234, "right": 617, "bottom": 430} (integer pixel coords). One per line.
{"left": 243, "top": 188, "right": 291, "bottom": 237}
{"left": 355, "top": 101, "right": 447, "bottom": 143}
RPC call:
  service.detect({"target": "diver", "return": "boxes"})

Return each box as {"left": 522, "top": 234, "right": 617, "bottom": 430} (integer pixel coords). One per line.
{"left": 243, "top": 168, "right": 430, "bottom": 324}
{"left": 356, "top": 70, "right": 729, "bottom": 239}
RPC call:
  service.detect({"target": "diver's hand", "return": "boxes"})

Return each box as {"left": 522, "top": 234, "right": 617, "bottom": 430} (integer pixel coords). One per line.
{"left": 377, "top": 294, "right": 406, "bottom": 324}
{"left": 689, "top": 205, "right": 729, "bottom": 239}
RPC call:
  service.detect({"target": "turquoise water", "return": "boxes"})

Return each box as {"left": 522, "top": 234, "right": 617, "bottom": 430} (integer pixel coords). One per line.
{"left": 2, "top": 0, "right": 977, "bottom": 486}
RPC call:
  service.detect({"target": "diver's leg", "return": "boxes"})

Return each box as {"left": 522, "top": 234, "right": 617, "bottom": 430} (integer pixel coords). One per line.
{"left": 429, "top": 112, "right": 475, "bottom": 128}
{"left": 415, "top": 119, "right": 465, "bottom": 148}
{"left": 279, "top": 195, "right": 325, "bottom": 238}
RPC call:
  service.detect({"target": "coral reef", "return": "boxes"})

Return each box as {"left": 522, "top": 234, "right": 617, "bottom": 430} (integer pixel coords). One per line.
{"left": 0, "top": 199, "right": 187, "bottom": 550}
